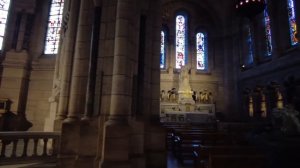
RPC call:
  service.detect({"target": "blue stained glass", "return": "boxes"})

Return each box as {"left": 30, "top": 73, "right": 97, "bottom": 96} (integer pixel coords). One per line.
{"left": 264, "top": 8, "right": 272, "bottom": 56}
{"left": 196, "top": 32, "right": 207, "bottom": 70}
{"left": 160, "top": 31, "right": 166, "bottom": 69}
{"left": 287, "top": 0, "right": 298, "bottom": 45}
{"left": 0, "top": 0, "right": 11, "bottom": 50}
{"left": 44, "top": 0, "right": 64, "bottom": 54}
{"left": 247, "top": 26, "right": 254, "bottom": 64}
{"left": 175, "top": 15, "right": 187, "bottom": 69}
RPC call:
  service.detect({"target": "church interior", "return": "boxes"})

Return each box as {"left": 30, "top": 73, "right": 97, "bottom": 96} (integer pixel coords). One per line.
{"left": 0, "top": 0, "right": 300, "bottom": 167}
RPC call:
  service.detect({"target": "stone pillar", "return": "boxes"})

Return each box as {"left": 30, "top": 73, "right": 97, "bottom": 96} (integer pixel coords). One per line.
{"left": 58, "top": 0, "right": 95, "bottom": 167}
{"left": 82, "top": 6, "right": 102, "bottom": 120}
{"left": 56, "top": 0, "right": 81, "bottom": 120}
{"left": 267, "top": 1, "right": 281, "bottom": 58}
{"left": 100, "top": 0, "right": 134, "bottom": 167}
{"left": 145, "top": 0, "right": 167, "bottom": 167}
{"left": 64, "top": 0, "right": 92, "bottom": 123}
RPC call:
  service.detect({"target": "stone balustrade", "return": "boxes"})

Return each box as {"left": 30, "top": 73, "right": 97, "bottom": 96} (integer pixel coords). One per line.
{"left": 0, "top": 131, "right": 60, "bottom": 165}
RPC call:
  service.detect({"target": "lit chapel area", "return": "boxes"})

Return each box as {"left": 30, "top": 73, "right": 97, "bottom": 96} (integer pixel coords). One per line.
{"left": 0, "top": 0, "right": 300, "bottom": 168}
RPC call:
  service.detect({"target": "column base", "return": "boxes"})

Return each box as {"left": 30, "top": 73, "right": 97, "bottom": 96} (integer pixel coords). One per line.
{"left": 145, "top": 122, "right": 167, "bottom": 168}
{"left": 100, "top": 161, "right": 131, "bottom": 168}
{"left": 100, "top": 120, "right": 131, "bottom": 168}
{"left": 74, "top": 156, "right": 96, "bottom": 168}
{"left": 57, "top": 122, "right": 80, "bottom": 168}
{"left": 63, "top": 116, "right": 79, "bottom": 123}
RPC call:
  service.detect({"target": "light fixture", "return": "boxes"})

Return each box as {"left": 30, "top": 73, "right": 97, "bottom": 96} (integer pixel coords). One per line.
{"left": 236, "top": 0, "right": 266, "bottom": 18}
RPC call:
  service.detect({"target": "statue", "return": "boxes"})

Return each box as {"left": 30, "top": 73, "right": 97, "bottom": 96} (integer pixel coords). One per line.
{"left": 261, "top": 94, "right": 267, "bottom": 118}
{"left": 48, "top": 79, "right": 60, "bottom": 103}
{"left": 249, "top": 95, "right": 254, "bottom": 117}
{"left": 276, "top": 88, "right": 284, "bottom": 109}
{"left": 178, "top": 66, "right": 191, "bottom": 92}
{"left": 178, "top": 66, "right": 194, "bottom": 104}
{"left": 199, "top": 90, "right": 209, "bottom": 103}
{"left": 208, "top": 92, "right": 214, "bottom": 104}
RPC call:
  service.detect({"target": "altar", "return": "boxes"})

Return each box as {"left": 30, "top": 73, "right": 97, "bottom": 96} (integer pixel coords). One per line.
{"left": 160, "top": 66, "right": 216, "bottom": 123}
{"left": 160, "top": 103, "right": 215, "bottom": 123}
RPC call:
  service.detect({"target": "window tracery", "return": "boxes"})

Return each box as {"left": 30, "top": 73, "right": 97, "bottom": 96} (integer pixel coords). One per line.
{"left": 44, "top": 0, "right": 64, "bottom": 54}
{"left": 0, "top": 0, "right": 11, "bottom": 50}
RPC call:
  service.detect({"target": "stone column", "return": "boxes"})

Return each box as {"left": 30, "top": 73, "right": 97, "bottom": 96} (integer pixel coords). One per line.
{"left": 145, "top": 0, "right": 167, "bottom": 167}
{"left": 267, "top": 1, "right": 280, "bottom": 58}
{"left": 56, "top": 0, "right": 81, "bottom": 120}
{"left": 100, "top": 0, "right": 134, "bottom": 167}
{"left": 58, "top": 1, "right": 94, "bottom": 167}
{"left": 82, "top": 6, "right": 102, "bottom": 120}
{"left": 64, "top": 0, "right": 92, "bottom": 123}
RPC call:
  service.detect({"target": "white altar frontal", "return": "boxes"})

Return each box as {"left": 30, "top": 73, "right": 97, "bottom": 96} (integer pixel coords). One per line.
{"left": 160, "top": 102, "right": 215, "bottom": 123}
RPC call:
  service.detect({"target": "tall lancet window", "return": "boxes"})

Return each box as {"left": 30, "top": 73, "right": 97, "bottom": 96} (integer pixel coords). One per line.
{"left": 287, "top": 0, "right": 298, "bottom": 45}
{"left": 44, "top": 0, "right": 64, "bottom": 54}
{"left": 196, "top": 32, "right": 207, "bottom": 70}
{"left": 160, "top": 30, "right": 166, "bottom": 69}
{"left": 264, "top": 7, "right": 272, "bottom": 56}
{"left": 0, "top": 0, "right": 11, "bottom": 50}
{"left": 247, "top": 26, "right": 254, "bottom": 64}
{"left": 175, "top": 14, "right": 187, "bottom": 69}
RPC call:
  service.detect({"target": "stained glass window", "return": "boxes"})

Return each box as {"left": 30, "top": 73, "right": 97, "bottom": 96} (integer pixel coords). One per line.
{"left": 264, "top": 8, "right": 272, "bottom": 56}
{"left": 44, "top": 0, "right": 64, "bottom": 54}
{"left": 0, "top": 0, "right": 11, "bottom": 50}
{"left": 196, "top": 32, "right": 207, "bottom": 70}
{"left": 175, "top": 14, "right": 187, "bottom": 69}
{"left": 287, "top": 0, "right": 298, "bottom": 45}
{"left": 160, "top": 30, "right": 166, "bottom": 69}
{"left": 247, "top": 26, "right": 254, "bottom": 64}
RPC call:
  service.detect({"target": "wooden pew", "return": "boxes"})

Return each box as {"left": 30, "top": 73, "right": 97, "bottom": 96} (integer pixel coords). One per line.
{"left": 164, "top": 123, "right": 216, "bottom": 150}
{"left": 171, "top": 128, "right": 216, "bottom": 151}
{"left": 208, "top": 154, "right": 267, "bottom": 168}
{"left": 173, "top": 132, "right": 232, "bottom": 163}
{"left": 194, "top": 145, "right": 265, "bottom": 168}
{"left": 163, "top": 123, "right": 191, "bottom": 150}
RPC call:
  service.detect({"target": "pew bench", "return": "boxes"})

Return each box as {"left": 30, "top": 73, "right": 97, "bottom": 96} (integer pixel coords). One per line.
{"left": 193, "top": 145, "right": 265, "bottom": 168}
{"left": 208, "top": 154, "right": 267, "bottom": 168}
{"left": 173, "top": 132, "right": 233, "bottom": 163}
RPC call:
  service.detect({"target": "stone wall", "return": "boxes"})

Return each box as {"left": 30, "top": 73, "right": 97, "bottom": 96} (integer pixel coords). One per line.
{"left": 236, "top": 0, "right": 300, "bottom": 120}
{"left": 26, "top": 58, "right": 55, "bottom": 131}
{"left": 0, "top": 0, "right": 55, "bottom": 131}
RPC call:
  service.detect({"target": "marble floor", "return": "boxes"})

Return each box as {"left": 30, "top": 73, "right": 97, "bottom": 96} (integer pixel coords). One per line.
{"left": 167, "top": 152, "right": 193, "bottom": 168}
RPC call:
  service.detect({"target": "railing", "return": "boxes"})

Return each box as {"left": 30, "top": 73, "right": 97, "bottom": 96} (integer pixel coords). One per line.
{"left": 0, "top": 131, "right": 60, "bottom": 165}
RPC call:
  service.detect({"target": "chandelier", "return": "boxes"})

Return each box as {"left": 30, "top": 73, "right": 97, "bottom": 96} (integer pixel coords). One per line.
{"left": 236, "top": 0, "right": 266, "bottom": 18}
